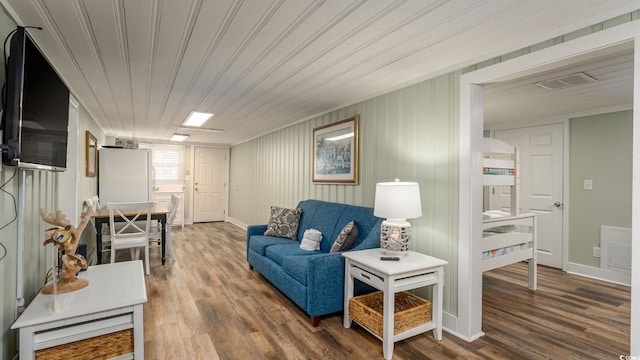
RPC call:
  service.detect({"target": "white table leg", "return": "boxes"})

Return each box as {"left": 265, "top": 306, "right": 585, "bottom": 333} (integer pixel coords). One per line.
{"left": 19, "top": 327, "right": 35, "bottom": 360}
{"left": 133, "top": 304, "right": 144, "bottom": 359}
{"left": 433, "top": 268, "right": 444, "bottom": 340}
{"left": 382, "top": 281, "right": 394, "bottom": 359}
{"left": 343, "top": 260, "right": 354, "bottom": 328}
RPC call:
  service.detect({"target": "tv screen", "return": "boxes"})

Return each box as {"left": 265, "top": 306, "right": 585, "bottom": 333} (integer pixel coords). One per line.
{"left": 2, "top": 26, "right": 70, "bottom": 171}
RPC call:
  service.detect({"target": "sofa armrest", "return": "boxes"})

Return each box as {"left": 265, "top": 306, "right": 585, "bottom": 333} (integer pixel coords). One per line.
{"left": 247, "top": 224, "right": 267, "bottom": 238}
{"left": 306, "top": 252, "right": 346, "bottom": 316}
{"left": 246, "top": 224, "right": 267, "bottom": 261}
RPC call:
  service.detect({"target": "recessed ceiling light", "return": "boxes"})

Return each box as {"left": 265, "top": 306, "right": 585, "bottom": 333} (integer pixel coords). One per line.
{"left": 170, "top": 133, "right": 189, "bottom": 142}
{"left": 183, "top": 111, "right": 213, "bottom": 127}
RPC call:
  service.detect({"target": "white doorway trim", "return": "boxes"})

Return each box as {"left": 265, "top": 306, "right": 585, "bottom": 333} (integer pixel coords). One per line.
{"left": 457, "top": 21, "right": 639, "bottom": 353}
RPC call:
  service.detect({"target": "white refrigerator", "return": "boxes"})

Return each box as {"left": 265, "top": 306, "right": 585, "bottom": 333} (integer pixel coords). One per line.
{"left": 98, "top": 148, "right": 153, "bottom": 205}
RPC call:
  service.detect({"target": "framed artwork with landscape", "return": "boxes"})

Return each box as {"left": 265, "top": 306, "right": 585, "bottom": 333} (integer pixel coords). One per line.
{"left": 312, "top": 115, "right": 359, "bottom": 184}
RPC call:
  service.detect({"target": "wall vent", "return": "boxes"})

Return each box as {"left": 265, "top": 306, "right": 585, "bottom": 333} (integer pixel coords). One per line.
{"left": 600, "top": 226, "right": 631, "bottom": 271}
{"left": 535, "top": 72, "right": 598, "bottom": 90}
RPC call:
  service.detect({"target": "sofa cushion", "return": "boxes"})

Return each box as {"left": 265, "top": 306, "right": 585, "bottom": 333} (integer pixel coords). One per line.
{"left": 334, "top": 206, "right": 379, "bottom": 251}
{"left": 248, "top": 235, "right": 295, "bottom": 256}
{"left": 282, "top": 255, "right": 311, "bottom": 285}
{"left": 264, "top": 206, "right": 302, "bottom": 239}
{"left": 265, "top": 243, "right": 310, "bottom": 266}
{"left": 330, "top": 220, "right": 358, "bottom": 253}
{"left": 296, "top": 200, "right": 349, "bottom": 247}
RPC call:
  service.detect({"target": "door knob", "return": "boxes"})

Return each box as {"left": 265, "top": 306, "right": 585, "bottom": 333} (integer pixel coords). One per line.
{"left": 553, "top": 201, "right": 563, "bottom": 208}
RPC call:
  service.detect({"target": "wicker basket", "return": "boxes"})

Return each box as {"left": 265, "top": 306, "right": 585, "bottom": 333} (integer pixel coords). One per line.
{"left": 35, "top": 329, "right": 134, "bottom": 360}
{"left": 349, "top": 291, "right": 431, "bottom": 337}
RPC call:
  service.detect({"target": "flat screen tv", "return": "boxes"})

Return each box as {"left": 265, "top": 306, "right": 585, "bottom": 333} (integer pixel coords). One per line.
{"left": 2, "top": 26, "right": 70, "bottom": 171}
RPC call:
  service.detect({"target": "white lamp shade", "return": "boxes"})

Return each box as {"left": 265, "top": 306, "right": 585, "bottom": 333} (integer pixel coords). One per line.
{"left": 373, "top": 181, "right": 422, "bottom": 219}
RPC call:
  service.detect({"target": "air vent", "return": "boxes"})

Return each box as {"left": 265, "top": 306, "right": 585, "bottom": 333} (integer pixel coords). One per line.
{"left": 535, "top": 72, "right": 598, "bottom": 90}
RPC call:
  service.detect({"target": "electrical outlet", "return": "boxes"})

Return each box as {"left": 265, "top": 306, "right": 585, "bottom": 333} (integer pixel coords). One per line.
{"left": 584, "top": 179, "right": 593, "bottom": 190}
{"left": 593, "top": 246, "right": 601, "bottom": 258}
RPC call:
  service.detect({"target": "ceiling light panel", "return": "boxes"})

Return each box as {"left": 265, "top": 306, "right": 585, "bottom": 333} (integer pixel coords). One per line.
{"left": 183, "top": 111, "right": 214, "bottom": 127}
{"left": 170, "top": 133, "right": 189, "bottom": 141}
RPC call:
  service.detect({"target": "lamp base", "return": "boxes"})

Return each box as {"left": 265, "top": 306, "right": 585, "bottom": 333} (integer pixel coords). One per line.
{"left": 380, "top": 219, "right": 411, "bottom": 256}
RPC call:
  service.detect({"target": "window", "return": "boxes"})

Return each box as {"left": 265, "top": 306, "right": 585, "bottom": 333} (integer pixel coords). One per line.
{"left": 139, "top": 143, "right": 186, "bottom": 187}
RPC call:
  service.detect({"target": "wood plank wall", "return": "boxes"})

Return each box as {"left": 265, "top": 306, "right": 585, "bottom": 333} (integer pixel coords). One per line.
{"left": 229, "top": 71, "right": 461, "bottom": 315}
{"left": 0, "top": 169, "right": 58, "bottom": 358}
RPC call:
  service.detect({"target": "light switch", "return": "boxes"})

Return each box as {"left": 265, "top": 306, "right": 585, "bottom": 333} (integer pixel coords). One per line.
{"left": 584, "top": 179, "right": 593, "bottom": 190}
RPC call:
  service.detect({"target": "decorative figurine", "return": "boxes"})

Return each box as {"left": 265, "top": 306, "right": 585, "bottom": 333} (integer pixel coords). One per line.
{"left": 40, "top": 207, "right": 92, "bottom": 294}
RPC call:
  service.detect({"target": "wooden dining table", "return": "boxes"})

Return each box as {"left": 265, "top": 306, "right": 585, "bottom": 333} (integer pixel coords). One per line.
{"left": 92, "top": 205, "right": 169, "bottom": 265}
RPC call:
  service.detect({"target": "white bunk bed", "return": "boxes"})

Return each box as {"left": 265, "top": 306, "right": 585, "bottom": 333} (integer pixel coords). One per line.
{"left": 482, "top": 137, "right": 537, "bottom": 290}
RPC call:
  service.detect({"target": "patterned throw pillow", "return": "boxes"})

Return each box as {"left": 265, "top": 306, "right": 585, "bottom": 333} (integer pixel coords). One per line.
{"left": 263, "top": 206, "right": 303, "bottom": 240}
{"left": 330, "top": 221, "right": 359, "bottom": 253}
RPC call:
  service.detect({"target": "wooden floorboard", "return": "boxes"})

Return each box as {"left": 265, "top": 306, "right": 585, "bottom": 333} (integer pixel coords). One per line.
{"left": 116, "top": 222, "right": 630, "bottom": 359}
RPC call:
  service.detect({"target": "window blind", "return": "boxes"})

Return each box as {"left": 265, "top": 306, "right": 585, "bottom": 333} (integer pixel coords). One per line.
{"left": 139, "top": 143, "right": 186, "bottom": 186}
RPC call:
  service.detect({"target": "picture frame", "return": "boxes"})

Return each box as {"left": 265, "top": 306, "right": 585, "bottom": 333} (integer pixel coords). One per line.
{"left": 85, "top": 131, "right": 97, "bottom": 177}
{"left": 312, "top": 115, "right": 359, "bottom": 184}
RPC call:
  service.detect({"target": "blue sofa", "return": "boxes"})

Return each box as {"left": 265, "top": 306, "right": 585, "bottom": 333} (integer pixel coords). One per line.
{"left": 247, "top": 199, "right": 382, "bottom": 326}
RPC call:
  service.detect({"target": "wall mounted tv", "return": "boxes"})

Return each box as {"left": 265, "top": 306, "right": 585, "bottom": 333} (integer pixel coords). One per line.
{"left": 1, "top": 26, "right": 70, "bottom": 171}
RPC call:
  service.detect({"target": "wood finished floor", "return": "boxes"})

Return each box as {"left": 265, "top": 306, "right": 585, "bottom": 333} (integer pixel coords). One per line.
{"left": 132, "top": 222, "right": 630, "bottom": 360}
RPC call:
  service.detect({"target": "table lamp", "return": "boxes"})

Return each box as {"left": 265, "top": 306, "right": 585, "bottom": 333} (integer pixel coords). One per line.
{"left": 373, "top": 179, "right": 422, "bottom": 255}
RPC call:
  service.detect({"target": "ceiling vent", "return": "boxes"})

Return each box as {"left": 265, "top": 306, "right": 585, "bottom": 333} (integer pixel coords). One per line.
{"left": 535, "top": 72, "right": 598, "bottom": 90}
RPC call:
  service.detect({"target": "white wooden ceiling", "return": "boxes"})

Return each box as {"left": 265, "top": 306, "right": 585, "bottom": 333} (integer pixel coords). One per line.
{"left": 1, "top": 0, "right": 638, "bottom": 145}
{"left": 484, "top": 42, "right": 634, "bottom": 125}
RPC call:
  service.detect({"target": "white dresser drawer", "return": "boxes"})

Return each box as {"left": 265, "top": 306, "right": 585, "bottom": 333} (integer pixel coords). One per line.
{"left": 350, "top": 265, "right": 384, "bottom": 289}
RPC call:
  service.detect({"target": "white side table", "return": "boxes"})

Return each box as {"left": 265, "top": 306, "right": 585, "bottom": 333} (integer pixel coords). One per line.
{"left": 343, "top": 248, "right": 448, "bottom": 360}
{"left": 12, "top": 261, "right": 147, "bottom": 360}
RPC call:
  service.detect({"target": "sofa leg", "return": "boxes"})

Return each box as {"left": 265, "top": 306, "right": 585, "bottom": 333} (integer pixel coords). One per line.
{"left": 311, "top": 316, "right": 320, "bottom": 327}
{"left": 249, "top": 264, "right": 253, "bottom": 270}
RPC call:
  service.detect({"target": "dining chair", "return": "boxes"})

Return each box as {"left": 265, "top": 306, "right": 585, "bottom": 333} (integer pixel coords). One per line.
{"left": 148, "top": 194, "right": 179, "bottom": 261}
{"left": 107, "top": 201, "right": 153, "bottom": 275}
{"left": 86, "top": 195, "right": 116, "bottom": 257}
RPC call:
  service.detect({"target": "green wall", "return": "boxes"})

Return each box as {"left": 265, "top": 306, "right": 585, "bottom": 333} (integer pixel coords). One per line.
{"left": 229, "top": 72, "right": 460, "bottom": 314}
{"left": 569, "top": 110, "right": 632, "bottom": 266}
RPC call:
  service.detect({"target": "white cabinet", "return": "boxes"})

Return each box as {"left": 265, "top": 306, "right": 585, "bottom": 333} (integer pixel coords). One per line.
{"left": 11, "top": 261, "right": 147, "bottom": 360}
{"left": 154, "top": 189, "right": 184, "bottom": 228}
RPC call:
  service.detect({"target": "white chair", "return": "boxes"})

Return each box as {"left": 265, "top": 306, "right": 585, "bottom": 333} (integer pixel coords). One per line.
{"left": 149, "top": 194, "right": 179, "bottom": 261}
{"left": 85, "top": 195, "right": 115, "bottom": 255}
{"left": 108, "top": 201, "right": 153, "bottom": 275}
{"left": 84, "top": 195, "right": 100, "bottom": 214}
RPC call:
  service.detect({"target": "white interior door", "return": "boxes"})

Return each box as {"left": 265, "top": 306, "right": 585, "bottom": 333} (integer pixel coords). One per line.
{"left": 492, "top": 123, "right": 564, "bottom": 268}
{"left": 193, "top": 147, "right": 226, "bottom": 222}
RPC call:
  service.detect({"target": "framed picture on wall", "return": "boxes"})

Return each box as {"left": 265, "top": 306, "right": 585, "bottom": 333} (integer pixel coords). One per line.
{"left": 86, "top": 131, "right": 97, "bottom": 177}
{"left": 312, "top": 115, "right": 359, "bottom": 184}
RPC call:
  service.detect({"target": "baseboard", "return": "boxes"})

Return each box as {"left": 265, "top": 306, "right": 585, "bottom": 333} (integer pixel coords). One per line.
{"left": 442, "top": 311, "right": 485, "bottom": 342}
{"left": 565, "top": 262, "right": 631, "bottom": 286}
{"left": 226, "top": 217, "right": 247, "bottom": 230}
